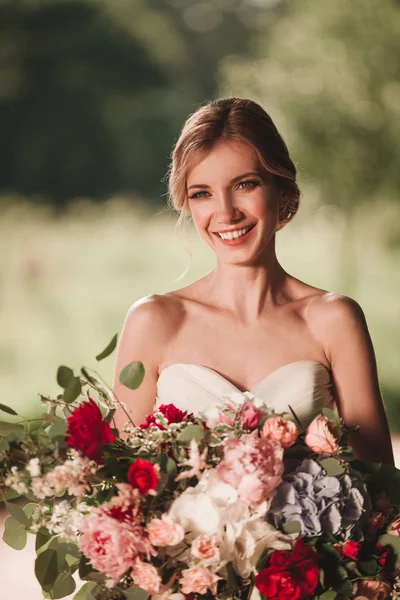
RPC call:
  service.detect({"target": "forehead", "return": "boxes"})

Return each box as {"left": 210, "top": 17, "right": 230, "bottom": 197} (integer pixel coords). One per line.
{"left": 186, "top": 140, "right": 264, "bottom": 185}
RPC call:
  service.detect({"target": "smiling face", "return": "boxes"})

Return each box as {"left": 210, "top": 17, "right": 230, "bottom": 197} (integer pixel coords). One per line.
{"left": 186, "top": 139, "right": 287, "bottom": 265}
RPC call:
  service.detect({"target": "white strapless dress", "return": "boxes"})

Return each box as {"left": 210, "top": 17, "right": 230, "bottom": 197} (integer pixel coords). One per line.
{"left": 154, "top": 359, "right": 335, "bottom": 429}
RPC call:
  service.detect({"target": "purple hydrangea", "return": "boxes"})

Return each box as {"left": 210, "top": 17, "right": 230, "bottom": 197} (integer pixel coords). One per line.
{"left": 269, "top": 459, "right": 371, "bottom": 538}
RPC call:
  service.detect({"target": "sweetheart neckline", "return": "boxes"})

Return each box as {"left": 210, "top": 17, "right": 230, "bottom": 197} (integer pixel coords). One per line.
{"left": 157, "top": 359, "right": 332, "bottom": 394}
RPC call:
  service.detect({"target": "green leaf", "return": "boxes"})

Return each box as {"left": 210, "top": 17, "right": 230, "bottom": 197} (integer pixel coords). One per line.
{"left": 335, "top": 579, "right": 353, "bottom": 597}
{"left": 0, "top": 437, "right": 10, "bottom": 452}
{"left": 36, "top": 530, "right": 53, "bottom": 553}
{"left": 2, "top": 515, "right": 27, "bottom": 550}
{"left": 0, "top": 420, "right": 24, "bottom": 437}
{"left": 57, "top": 366, "right": 75, "bottom": 388}
{"left": 282, "top": 521, "right": 302, "bottom": 535}
{"left": 177, "top": 424, "right": 205, "bottom": 443}
{"left": 48, "top": 538, "right": 71, "bottom": 570}
{"left": 35, "top": 548, "right": 59, "bottom": 591}
{"left": 48, "top": 420, "right": 68, "bottom": 438}
{"left": 320, "top": 457, "right": 345, "bottom": 477}
{"left": 378, "top": 533, "right": 400, "bottom": 567}
{"left": 225, "top": 561, "right": 239, "bottom": 593}
{"left": 358, "top": 558, "right": 379, "bottom": 576}
{"left": 322, "top": 408, "right": 340, "bottom": 425}
{"left": 64, "top": 376, "right": 82, "bottom": 404}
{"left": 119, "top": 361, "right": 145, "bottom": 390}
{"left": 0, "top": 403, "right": 18, "bottom": 416}
{"left": 321, "top": 542, "right": 342, "bottom": 561}
{"left": 96, "top": 333, "right": 118, "bottom": 361}
{"left": 105, "top": 408, "right": 116, "bottom": 424}
{"left": 5, "top": 501, "right": 29, "bottom": 525}
{"left": 123, "top": 586, "right": 150, "bottom": 600}
{"left": 73, "top": 582, "right": 97, "bottom": 600}
{"left": 52, "top": 572, "right": 76, "bottom": 598}
{"left": 319, "top": 590, "right": 337, "bottom": 600}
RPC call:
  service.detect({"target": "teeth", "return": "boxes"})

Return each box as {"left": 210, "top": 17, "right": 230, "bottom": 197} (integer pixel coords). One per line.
{"left": 218, "top": 226, "right": 252, "bottom": 240}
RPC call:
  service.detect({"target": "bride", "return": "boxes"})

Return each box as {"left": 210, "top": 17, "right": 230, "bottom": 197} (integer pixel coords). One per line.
{"left": 112, "top": 96, "right": 394, "bottom": 466}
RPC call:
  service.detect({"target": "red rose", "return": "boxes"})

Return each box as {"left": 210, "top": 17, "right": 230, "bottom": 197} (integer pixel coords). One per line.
{"left": 255, "top": 539, "right": 319, "bottom": 600}
{"left": 342, "top": 541, "right": 361, "bottom": 560}
{"left": 66, "top": 397, "right": 116, "bottom": 463}
{"left": 140, "top": 403, "right": 191, "bottom": 430}
{"left": 128, "top": 458, "right": 159, "bottom": 494}
{"left": 376, "top": 544, "right": 395, "bottom": 573}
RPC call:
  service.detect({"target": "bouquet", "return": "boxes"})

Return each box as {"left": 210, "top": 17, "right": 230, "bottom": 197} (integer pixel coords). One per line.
{"left": 1, "top": 335, "right": 400, "bottom": 600}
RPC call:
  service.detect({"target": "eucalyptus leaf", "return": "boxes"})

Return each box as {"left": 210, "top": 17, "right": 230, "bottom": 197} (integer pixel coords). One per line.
{"left": 36, "top": 530, "right": 53, "bottom": 554}
{"left": 49, "top": 420, "right": 68, "bottom": 438}
{"left": 119, "top": 361, "right": 145, "bottom": 390}
{"left": 0, "top": 403, "right": 18, "bottom": 416}
{"left": 319, "top": 590, "right": 337, "bottom": 600}
{"left": 57, "top": 366, "right": 75, "bottom": 388}
{"left": 73, "top": 582, "right": 97, "bottom": 600}
{"left": 358, "top": 558, "right": 379, "bottom": 576}
{"left": 64, "top": 376, "right": 82, "bottom": 404}
{"left": 0, "top": 437, "right": 10, "bottom": 452}
{"left": 2, "top": 515, "right": 27, "bottom": 550}
{"left": 23, "top": 502, "right": 37, "bottom": 520}
{"left": 5, "top": 501, "right": 29, "bottom": 526}
{"left": 282, "top": 521, "right": 302, "bottom": 535}
{"left": 177, "top": 424, "right": 205, "bottom": 443}
{"left": 336, "top": 579, "right": 353, "bottom": 597}
{"left": 96, "top": 333, "right": 118, "bottom": 361}
{"left": 35, "top": 548, "right": 59, "bottom": 591}
{"left": 0, "top": 420, "right": 24, "bottom": 437}
{"left": 322, "top": 408, "right": 340, "bottom": 424}
{"left": 123, "top": 586, "right": 149, "bottom": 600}
{"left": 320, "top": 457, "right": 345, "bottom": 477}
{"left": 52, "top": 572, "right": 76, "bottom": 599}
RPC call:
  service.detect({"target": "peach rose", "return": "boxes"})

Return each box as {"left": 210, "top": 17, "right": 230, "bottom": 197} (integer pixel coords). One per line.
{"left": 354, "top": 579, "right": 392, "bottom": 600}
{"left": 261, "top": 416, "right": 298, "bottom": 448}
{"left": 191, "top": 534, "right": 220, "bottom": 565}
{"left": 147, "top": 514, "right": 184, "bottom": 547}
{"left": 131, "top": 557, "right": 161, "bottom": 594}
{"left": 179, "top": 564, "right": 221, "bottom": 595}
{"left": 304, "top": 415, "right": 340, "bottom": 455}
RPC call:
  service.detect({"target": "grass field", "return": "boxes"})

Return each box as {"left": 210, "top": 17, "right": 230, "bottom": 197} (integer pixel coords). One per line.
{"left": 1, "top": 193, "right": 399, "bottom": 431}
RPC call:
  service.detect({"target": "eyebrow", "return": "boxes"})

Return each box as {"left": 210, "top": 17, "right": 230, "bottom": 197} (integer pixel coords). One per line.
{"left": 187, "top": 170, "right": 264, "bottom": 191}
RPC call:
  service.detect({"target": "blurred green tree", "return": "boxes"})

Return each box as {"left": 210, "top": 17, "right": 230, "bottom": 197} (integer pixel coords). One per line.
{"left": 220, "top": 0, "right": 400, "bottom": 292}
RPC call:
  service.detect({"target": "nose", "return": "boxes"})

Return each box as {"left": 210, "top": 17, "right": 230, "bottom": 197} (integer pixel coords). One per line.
{"left": 215, "top": 190, "right": 242, "bottom": 222}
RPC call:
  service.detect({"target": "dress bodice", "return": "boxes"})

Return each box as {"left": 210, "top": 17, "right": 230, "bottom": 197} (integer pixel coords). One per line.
{"left": 154, "top": 360, "right": 335, "bottom": 430}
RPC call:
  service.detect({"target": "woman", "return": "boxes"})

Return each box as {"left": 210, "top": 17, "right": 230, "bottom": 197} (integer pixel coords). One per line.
{"left": 112, "top": 97, "right": 394, "bottom": 466}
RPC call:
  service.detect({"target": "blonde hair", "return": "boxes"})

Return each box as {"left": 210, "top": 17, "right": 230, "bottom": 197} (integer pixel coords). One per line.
{"left": 164, "top": 97, "right": 301, "bottom": 279}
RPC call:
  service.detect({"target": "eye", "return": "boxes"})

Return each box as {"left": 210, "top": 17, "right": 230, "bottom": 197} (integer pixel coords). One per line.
{"left": 238, "top": 179, "right": 261, "bottom": 190}
{"left": 188, "top": 190, "right": 209, "bottom": 199}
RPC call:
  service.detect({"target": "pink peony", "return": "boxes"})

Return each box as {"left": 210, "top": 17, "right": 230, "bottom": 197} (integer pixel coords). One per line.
{"left": 78, "top": 506, "right": 156, "bottom": 583}
{"left": 147, "top": 514, "right": 184, "bottom": 547}
{"left": 131, "top": 557, "right": 162, "bottom": 594}
{"left": 179, "top": 564, "right": 221, "bottom": 595}
{"left": 240, "top": 401, "right": 263, "bottom": 430}
{"left": 191, "top": 534, "right": 220, "bottom": 565}
{"left": 216, "top": 431, "right": 283, "bottom": 505}
{"left": 354, "top": 579, "right": 392, "bottom": 600}
{"left": 261, "top": 416, "right": 298, "bottom": 448}
{"left": 304, "top": 415, "right": 339, "bottom": 455}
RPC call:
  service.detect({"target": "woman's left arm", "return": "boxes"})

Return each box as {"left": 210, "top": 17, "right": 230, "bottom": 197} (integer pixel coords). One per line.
{"left": 315, "top": 293, "right": 395, "bottom": 466}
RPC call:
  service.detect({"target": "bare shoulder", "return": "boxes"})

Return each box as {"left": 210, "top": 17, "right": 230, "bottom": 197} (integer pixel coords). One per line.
{"left": 123, "top": 292, "right": 185, "bottom": 342}
{"left": 305, "top": 292, "right": 369, "bottom": 363}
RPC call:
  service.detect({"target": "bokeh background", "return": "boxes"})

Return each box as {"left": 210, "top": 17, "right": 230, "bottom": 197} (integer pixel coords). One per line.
{"left": 1, "top": 0, "right": 400, "bottom": 597}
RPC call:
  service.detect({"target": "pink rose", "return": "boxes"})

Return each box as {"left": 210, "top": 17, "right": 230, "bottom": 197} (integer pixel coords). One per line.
{"left": 304, "top": 415, "right": 340, "bottom": 455}
{"left": 78, "top": 507, "right": 156, "bottom": 583}
{"left": 147, "top": 514, "right": 184, "bottom": 547}
{"left": 131, "top": 557, "right": 161, "bottom": 594}
{"left": 388, "top": 516, "right": 400, "bottom": 536}
{"left": 216, "top": 431, "right": 283, "bottom": 505}
{"left": 261, "top": 416, "right": 298, "bottom": 448}
{"left": 240, "top": 401, "right": 263, "bottom": 430}
{"left": 355, "top": 579, "right": 392, "bottom": 600}
{"left": 191, "top": 534, "right": 220, "bottom": 565}
{"left": 179, "top": 565, "right": 221, "bottom": 595}
{"left": 218, "top": 402, "right": 235, "bottom": 426}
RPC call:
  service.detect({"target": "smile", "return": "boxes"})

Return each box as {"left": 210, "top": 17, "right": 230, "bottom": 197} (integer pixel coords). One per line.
{"left": 213, "top": 224, "right": 256, "bottom": 244}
